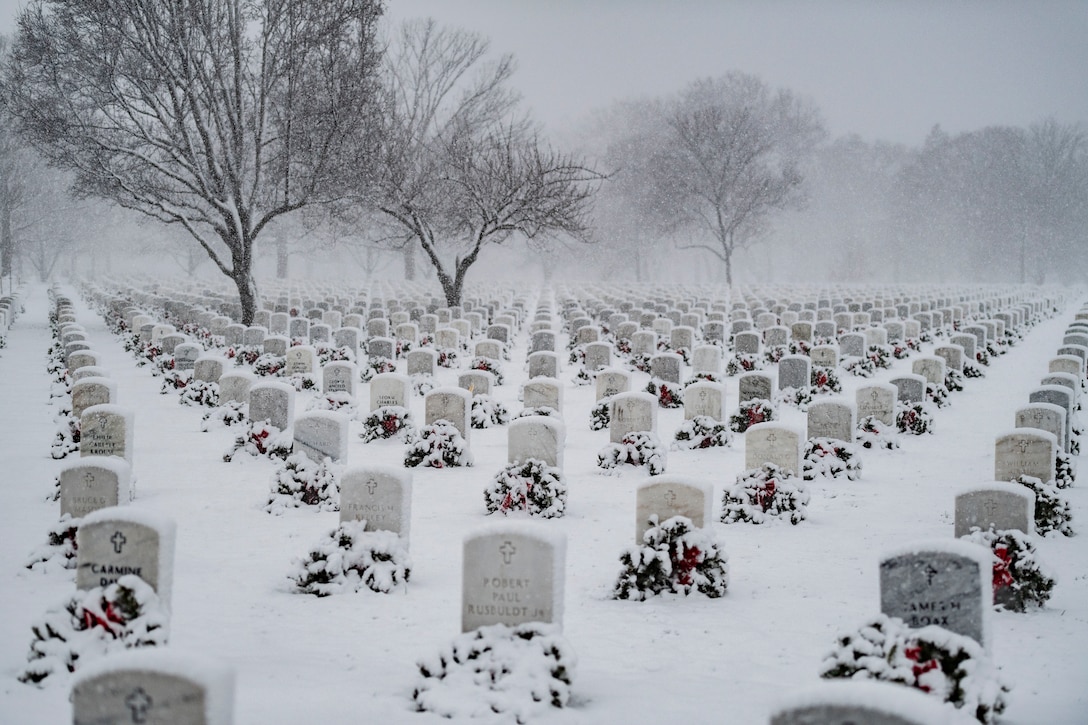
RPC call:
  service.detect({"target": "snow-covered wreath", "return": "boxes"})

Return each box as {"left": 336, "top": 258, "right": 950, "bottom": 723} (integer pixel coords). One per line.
{"left": 721, "top": 463, "right": 809, "bottom": 525}
{"left": 819, "top": 613, "right": 1009, "bottom": 724}
{"left": 471, "top": 394, "right": 510, "bottom": 429}
{"left": 25, "top": 514, "right": 80, "bottom": 572}
{"left": 223, "top": 421, "right": 292, "bottom": 462}
{"left": 959, "top": 527, "right": 1056, "bottom": 612}
{"left": 404, "top": 421, "right": 474, "bottom": 469}
{"left": 20, "top": 575, "right": 168, "bottom": 686}
{"left": 484, "top": 458, "right": 567, "bottom": 518}
{"left": 672, "top": 415, "right": 733, "bottom": 450}
{"left": 645, "top": 380, "right": 683, "bottom": 409}
{"left": 612, "top": 515, "right": 729, "bottom": 600}
{"left": 290, "top": 520, "right": 410, "bottom": 596}
{"left": 265, "top": 452, "right": 341, "bottom": 514}
{"left": 728, "top": 398, "right": 777, "bottom": 433}
{"left": 597, "top": 431, "right": 667, "bottom": 476}
{"left": 360, "top": 405, "right": 415, "bottom": 443}
{"left": 802, "top": 437, "right": 862, "bottom": 481}
{"left": 1008, "top": 475, "right": 1074, "bottom": 537}
{"left": 856, "top": 415, "right": 900, "bottom": 450}
{"left": 412, "top": 622, "right": 576, "bottom": 722}
{"left": 896, "top": 401, "right": 935, "bottom": 435}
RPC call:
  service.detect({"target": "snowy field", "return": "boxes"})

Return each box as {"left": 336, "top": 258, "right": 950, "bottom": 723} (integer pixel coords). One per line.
{"left": 1, "top": 281, "right": 1087, "bottom": 724}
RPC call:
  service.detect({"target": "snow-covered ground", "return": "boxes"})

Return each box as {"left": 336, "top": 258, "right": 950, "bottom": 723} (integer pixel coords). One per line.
{"left": 1, "top": 281, "right": 1086, "bottom": 724}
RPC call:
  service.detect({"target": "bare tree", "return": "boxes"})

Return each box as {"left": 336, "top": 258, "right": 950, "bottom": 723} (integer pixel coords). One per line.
{"left": 650, "top": 73, "right": 825, "bottom": 285}
{"left": 364, "top": 19, "right": 602, "bottom": 306}
{"left": 2, "top": 0, "right": 382, "bottom": 323}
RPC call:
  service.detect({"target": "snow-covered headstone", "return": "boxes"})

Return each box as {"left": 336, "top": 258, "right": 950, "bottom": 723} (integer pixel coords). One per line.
{"left": 458, "top": 370, "right": 494, "bottom": 397}
{"left": 745, "top": 423, "right": 802, "bottom": 475}
{"left": 72, "top": 650, "right": 234, "bottom": 725}
{"left": 322, "top": 362, "right": 357, "bottom": 396}
{"left": 508, "top": 416, "right": 564, "bottom": 469}
{"left": 856, "top": 383, "right": 897, "bottom": 427}
{"left": 80, "top": 405, "right": 135, "bottom": 466}
{"left": 609, "top": 391, "right": 657, "bottom": 443}
{"left": 879, "top": 540, "right": 992, "bottom": 649}
{"left": 584, "top": 341, "right": 612, "bottom": 372}
{"left": 293, "top": 411, "right": 349, "bottom": 463}
{"left": 778, "top": 355, "right": 810, "bottom": 390}
{"left": 462, "top": 524, "right": 566, "bottom": 632}
{"left": 59, "top": 457, "right": 132, "bottom": 519}
{"left": 889, "top": 374, "right": 927, "bottom": 405}
{"left": 1015, "top": 402, "right": 1067, "bottom": 453}
{"left": 425, "top": 387, "right": 472, "bottom": 439}
{"left": 72, "top": 378, "right": 117, "bottom": 421}
{"left": 635, "top": 477, "right": 711, "bottom": 543}
{"left": 739, "top": 371, "right": 774, "bottom": 403}
{"left": 285, "top": 345, "right": 317, "bottom": 375}
{"left": 339, "top": 465, "right": 412, "bottom": 538}
{"left": 954, "top": 482, "right": 1035, "bottom": 537}
{"left": 683, "top": 382, "right": 724, "bottom": 421}
{"left": 595, "top": 368, "right": 630, "bottom": 401}
{"left": 994, "top": 429, "right": 1056, "bottom": 484}
{"left": 77, "top": 507, "right": 176, "bottom": 607}
{"left": 523, "top": 377, "right": 562, "bottom": 412}
{"left": 218, "top": 372, "right": 254, "bottom": 405}
{"left": 807, "top": 398, "right": 856, "bottom": 443}
{"left": 912, "top": 356, "right": 946, "bottom": 386}
{"left": 248, "top": 381, "right": 294, "bottom": 432}
{"left": 770, "top": 680, "right": 958, "bottom": 725}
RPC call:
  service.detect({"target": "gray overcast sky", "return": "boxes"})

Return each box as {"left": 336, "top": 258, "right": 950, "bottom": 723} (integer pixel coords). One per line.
{"left": 0, "top": 0, "right": 1084, "bottom": 146}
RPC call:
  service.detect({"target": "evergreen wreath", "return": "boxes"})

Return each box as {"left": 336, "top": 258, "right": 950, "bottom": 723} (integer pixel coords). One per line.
{"left": 223, "top": 420, "right": 292, "bottom": 462}
{"left": 721, "top": 463, "right": 809, "bottom": 525}
{"left": 435, "top": 348, "right": 459, "bottom": 368}
{"left": 684, "top": 371, "right": 723, "bottom": 386}
{"left": 802, "top": 437, "right": 862, "bottom": 481}
{"left": 317, "top": 343, "right": 355, "bottom": 366}
{"left": 471, "top": 394, "right": 510, "bottom": 429}
{"left": 867, "top": 344, "right": 893, "bottom": 369}
{"left": 959, "top": 527, "right": 1056, "bottom": 612}
{"left": 589, "top": 399, "right": 611, "bottom": 431}
{"left": 252, "top": 353, "right": 285, "bottom": 377}
{"left": 926, "top": 381, "right": 951, "bottom": 408}
{"left": 780, "top": 385, "right": 815, "bottom": 410}
{"left": 360, "top": 405, "right": 415, "bottom": 443}
{"left": 412, "top": 373, "right": 437, "bottom": 396}
{"left": 360, "top": 356, "right": 396, "bottom": 382}
{"left": 842, "top": 356, "right": 875, "bottom": 378}
{"left": 963, "top": 361, "right": 985, "bottom": 379}
{"left": 306, "top": 391, "right": 357, "bottom": 415}
{"left": 25, "top": 514, "right": 80, "bottom": 572}
{"left": 159, "top": 369, "right": 192, "bottom": 394}
{"left": 597, "top": 431, "right": 667, "bottom": 476}
{"left": 763, "top": 345, "right": 788, "bottom": 364}
{"left": 975, "top": 349, "right": 991, "bottom": 367}
{"left": 789, "top": 340, "right": 812, "bottom": 356}
{"left": 896, "top": 402, "right": 935, "bottom": 435}
{"left": 290, "top": 521, "right": 410, "bottom": 596}
{"left": 404, "top": 421, "right": 474, "bottom": 469}
{"left": 1009, "top": 475, "right": 1074, "bottom": 537}
{"left": 819, "top": 614, "right": 1009, "bottom": 724}
{"left": 484, "top": 458, "right": 567, "bottom": 518}
{"left": 1055, "top": 450, "right": 1075, "bottom": 489}
{"left": 628, "top": 352, "right": 652, "bottom": 373}
{"left": 412, "top": 623, "right": 576, "bottom": 721}
{"left": 891, "top": 343, "right": 912, "bottom": 360}
{"left": 285, "top": 372, "right": 318, "bottom": 392}
{"left": 725, "top": 353, "right": 763, "bottom": 376}
{"left": 645, "top": 380, "right": 682, "bottom": 409}
{"left": 728, "top": 398, "right": 778, "bottom": 433}
{"left": 612, "top": 515, "right": 729, "bottom": 600}
{"left": 1070, "top": 422, "right": 1082, "bottom": 456}
{"left": 229, "top": 345, "right": 261, "bottom": 366}
{"left": 179, "top": 380, "right": 220, "bottom": 408}
{"left": 673, "top": 415, "right": 734, "bottom": 450}
{"left": 20, "top": 575, "right": 169, "bottom": 686}
{"left": 51, "top": 415, "right": 80, "bottom": 460}
{"left": 200, "top": 400, "right": 246, "bottom": 432}
{"left": 468, "top": 357, "right": 504, "bottom": 385}
{"left": 265, "top": 452, "right": 341, "bottom": 514}
{"left": 515, "top": 406, "right": 559, "bottom": 419}
{"left": 944, "top": 369, "right": 965, "bottom": 393}
{"left": 810, "top": 366, "right": 843, "bottom": 394}
{"left": 567, "top": 344, "right": 585, "bottom": 363}
{"left": 571, "top": 366, "right": 593, "bottom": 386}
{"left": 856, "top": 415, "right": 900, "bottom": 450}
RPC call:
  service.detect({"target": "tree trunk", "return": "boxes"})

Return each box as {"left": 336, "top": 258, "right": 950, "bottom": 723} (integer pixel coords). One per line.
{"left": 403, "top": 241, "right": 416, "bottom": 281}
{"left": 0, "top": 203, "right": 12, "bottom": 287}
{"left": 234, "top": 268, "right": 257, "bottom": 325}
{"left": 724, "top": 250, "right": 733, "bottom": 286}
{"left": 276, "top": 236, "right": 288, "bottom": 278}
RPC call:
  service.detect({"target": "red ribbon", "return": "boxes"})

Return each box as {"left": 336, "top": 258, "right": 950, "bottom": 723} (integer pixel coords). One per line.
{"left": 993, "top": 544, "right": 1014, "bottom": 592}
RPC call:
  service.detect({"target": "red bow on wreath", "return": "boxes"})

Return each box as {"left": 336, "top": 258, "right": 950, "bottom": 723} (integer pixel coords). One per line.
{"left": 754, "top": 480, "right": 776, "bottom": 511}
{"left": 746, "top": 407, "right": 765, "bottom": 427}
{"left": 993, "top": 544, "right": 1014, "bottom": 592}
{"left": 672, "top": 544, "right": 701, "bottom": 586}
{"left": 82, "top": 601, "right": 125, "bottom": 638}
{"left": 904, "top": 645, "right": 939, "bottom": 692}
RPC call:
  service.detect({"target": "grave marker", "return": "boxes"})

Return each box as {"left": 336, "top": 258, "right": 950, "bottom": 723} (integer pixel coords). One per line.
{"left": 339, "top": 465, "right": 412, "bottom": 538}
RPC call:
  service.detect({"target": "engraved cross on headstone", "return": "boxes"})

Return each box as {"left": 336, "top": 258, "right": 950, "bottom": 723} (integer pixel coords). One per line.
{"left": 83, "top": 472, "right": 96, "bottom": 488}
{"left": 984, "top": 498, "right": 1000, "bottom": 518}
{"left": 664, "top": 489, "right": 676, "bottom": 506}
{"left": 366, "top": 479, "right": 378, "bottom": 495}
{"left": 924, "top": 563, "right": 939, "bottom": 586}
{"left": 499, "top": 540, "right": 517, "bottom": 565}
{"left": 767, "top": 432, "right": 777, "bottom": 442}
{"left": 111, "top": 531, "right": 127, "bottom": 554}
{"left": 1018, "top": 440, "right": 1030, "bottom": 454}
{"left": 125, "top": 687, "right": 153, "bottom": 724}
